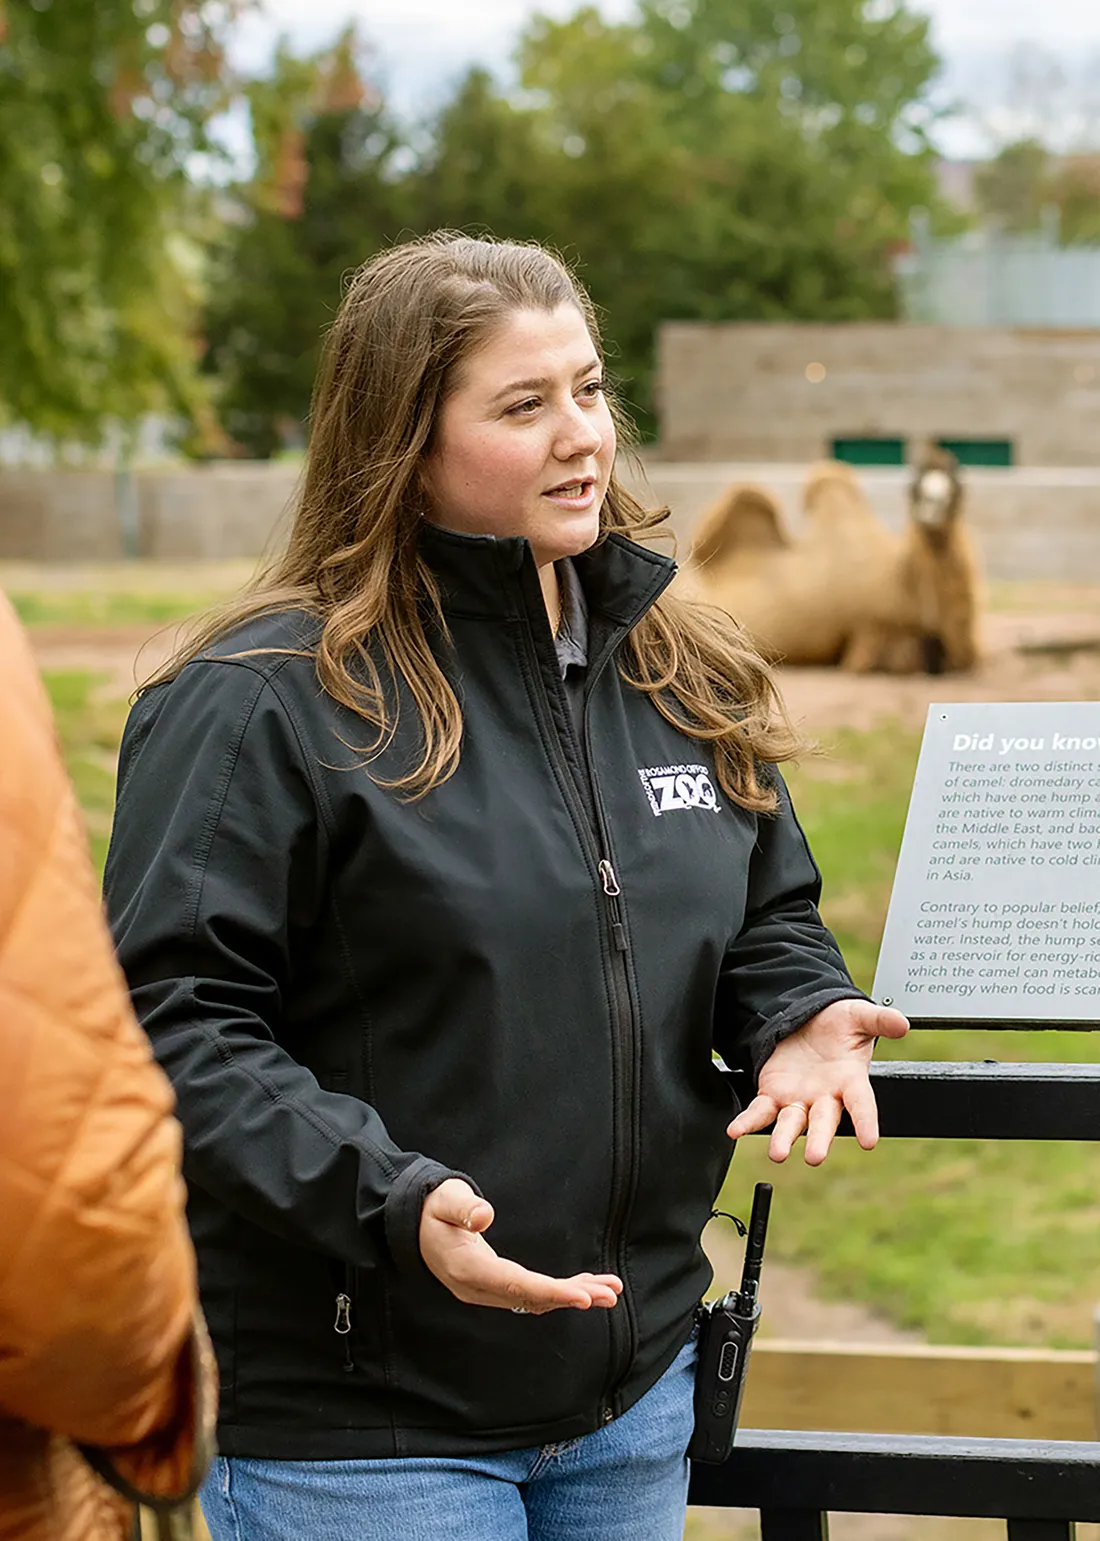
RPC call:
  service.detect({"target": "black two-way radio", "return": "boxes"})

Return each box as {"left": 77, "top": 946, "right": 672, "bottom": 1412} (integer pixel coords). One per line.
{"left": 687, "top": 1182, "right": 772, "bottom": 1465}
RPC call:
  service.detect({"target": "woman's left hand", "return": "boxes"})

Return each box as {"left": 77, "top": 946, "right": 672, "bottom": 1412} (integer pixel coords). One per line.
{"left": 726, "top": 1000, "right": 909, "bottom": 1166}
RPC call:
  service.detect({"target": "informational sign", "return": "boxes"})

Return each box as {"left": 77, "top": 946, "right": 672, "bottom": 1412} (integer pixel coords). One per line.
{"left": 873, "top": 702, "right": 1100, "bottom": 1022}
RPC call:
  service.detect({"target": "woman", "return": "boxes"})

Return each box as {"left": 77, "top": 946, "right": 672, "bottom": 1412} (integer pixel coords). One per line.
{"left": 0, "top": 592, "right": 214, "bottom": 1541}
{"left": 104, "top": 233, "right": 906, "bottom": 1541}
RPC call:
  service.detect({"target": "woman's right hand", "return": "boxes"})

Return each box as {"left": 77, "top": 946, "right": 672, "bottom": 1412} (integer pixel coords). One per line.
{"left": 419, "top": 1179, "right": 622, "bottom": 1315}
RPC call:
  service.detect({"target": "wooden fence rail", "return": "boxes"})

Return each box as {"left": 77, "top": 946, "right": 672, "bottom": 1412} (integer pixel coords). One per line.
{"left": 744, "top": 1340, "right": 1097, "bottom": 1442}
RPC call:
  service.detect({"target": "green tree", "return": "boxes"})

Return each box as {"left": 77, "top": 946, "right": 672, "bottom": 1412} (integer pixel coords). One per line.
{"left": 201, "top": 29, "right": 408, "bottom": 457}
{"left": 973, "top": 139, "right": 1052, "bottom": 232}
{"left": 511, "top": 0, "right": 942, "bottom": 424}
{"left": 205, "top": 0, "right": 944, "bottom": 446}
{"left": 410, "top": 67, "right": 563, "bottom": 244}
{"left": 973, "top": 140, "right": 1100, "bottom": 244}
{"left": 0, "top": 0, "right": 241, "bottom": 445}
{"left": 1048, "top": 157, "right": 1100, "bottom": 244}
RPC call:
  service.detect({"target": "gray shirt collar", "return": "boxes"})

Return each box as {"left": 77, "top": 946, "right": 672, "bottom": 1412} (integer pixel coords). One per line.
{"left": 553, "top": 558, "right": 588, "bottom": 680}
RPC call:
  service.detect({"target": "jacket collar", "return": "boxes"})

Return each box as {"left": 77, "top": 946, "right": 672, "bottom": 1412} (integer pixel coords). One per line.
{"left": 417, "top": 522, "right": 677, "bottom": 635}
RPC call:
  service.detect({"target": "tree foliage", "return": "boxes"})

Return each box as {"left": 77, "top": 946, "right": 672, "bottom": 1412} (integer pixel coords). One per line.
{"left": 973, "top": 139, "right": 1052, "bottom": 233}
{"left": 975, "top": 138, "right": 1100, "bottom": 244}
{"left": 204, "top": 0, "right": 944, "bottom": 450}
{"left": 200, "top": 28, "right": 407, "bottom": 457}
{"left": 510, "top": 0, "right": 941, "bottom": 421}
{"left": 0, "top": 0, "right": 241, "bottom": 444}
{"left": 1048, "top": 157, "right": 1100, "bottom": 245}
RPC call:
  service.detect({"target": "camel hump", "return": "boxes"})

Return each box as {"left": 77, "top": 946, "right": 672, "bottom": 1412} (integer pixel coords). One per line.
{"left": 803, "top": 458, "right": 863, "bottom": 505}
{"left": 802, "top": 459, "right": 878, "bottom": 529}
{"left": 689, "top": 485, "right": 789, "bottom": 568}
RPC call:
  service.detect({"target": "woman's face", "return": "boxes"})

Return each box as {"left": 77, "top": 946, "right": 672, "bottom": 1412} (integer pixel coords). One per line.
{"left": 420, "top": 304, "right": 617, "bottom": 568}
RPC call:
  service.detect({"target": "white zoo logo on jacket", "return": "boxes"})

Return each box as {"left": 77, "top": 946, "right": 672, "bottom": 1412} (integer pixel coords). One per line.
{"left": 637, "top": 764, "right": 721, "bottom": 817}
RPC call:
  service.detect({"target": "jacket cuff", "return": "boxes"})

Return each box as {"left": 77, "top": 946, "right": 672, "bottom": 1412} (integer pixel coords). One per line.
{"left": 384, "top": 1157, "right": 483, "bottom": 1274}
{"left": 747, "top": 986, "right": 871, "bottom": 1077}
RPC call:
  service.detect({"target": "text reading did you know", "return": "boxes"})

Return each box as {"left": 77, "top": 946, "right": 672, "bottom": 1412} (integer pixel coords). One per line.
{"left": 873, "top": 703, "right": 1100, "bottom": 1022}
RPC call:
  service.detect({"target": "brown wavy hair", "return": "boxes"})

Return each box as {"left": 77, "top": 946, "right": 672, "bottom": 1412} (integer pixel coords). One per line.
{"left": 148, "top": 232, "right": 800, "bottom": 809}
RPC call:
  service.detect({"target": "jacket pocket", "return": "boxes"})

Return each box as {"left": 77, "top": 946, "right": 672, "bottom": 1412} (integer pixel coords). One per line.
{"left": 315, "top": 1070, "right": 358, "bottom": 1374}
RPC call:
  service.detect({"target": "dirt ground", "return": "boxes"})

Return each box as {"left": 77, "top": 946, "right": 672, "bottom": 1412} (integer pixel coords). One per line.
{"left": 787, "top": 614, "right": 1100, "bottom": 734}
{"left": 22, "top": 570, "right": 1100, "bottom": 1541}
{"left": 27, "top": 621, "right": 189, "bottom": 695}
{"left": 22, "top": 578, "right": 1100, "bottom": 725}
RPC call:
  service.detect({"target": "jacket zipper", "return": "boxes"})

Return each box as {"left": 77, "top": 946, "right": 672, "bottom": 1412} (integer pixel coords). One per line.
{"left": 556, "top": 744, "right": 637, "bottom": 1421}
{"left": 515, "top": 546, "right": 675, "bottom": 1425}
{"left": 585, "top": 711, "right": 640, "bottom": 1420}
{"left": 531, "top": 635, "right": 642, "bottom": 1422}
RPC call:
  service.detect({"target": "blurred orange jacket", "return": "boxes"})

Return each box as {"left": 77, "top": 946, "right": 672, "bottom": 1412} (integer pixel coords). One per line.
{"left": 0, "top": 593, "right": 214, "bottom": 1540}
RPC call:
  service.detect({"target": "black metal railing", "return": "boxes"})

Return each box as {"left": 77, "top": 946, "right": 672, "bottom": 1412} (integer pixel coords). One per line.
{"left": 690, "top": 1429, "right": 1100, "bottom": 1539}
{"left": 701, "top": 1045, "right": 1100, "bottom": 1538}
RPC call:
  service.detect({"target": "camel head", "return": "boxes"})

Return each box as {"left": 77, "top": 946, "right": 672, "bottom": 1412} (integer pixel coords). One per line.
{"left": 910, "top": 449, "right": 962, "bottom": 534}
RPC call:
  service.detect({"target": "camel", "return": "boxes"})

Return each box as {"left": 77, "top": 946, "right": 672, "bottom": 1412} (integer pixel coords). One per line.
{"left": 680, "top": 460, "right": 902, "bottom": 667}
{"left": 681, "top": 454, "right": 981, "bottom": 674}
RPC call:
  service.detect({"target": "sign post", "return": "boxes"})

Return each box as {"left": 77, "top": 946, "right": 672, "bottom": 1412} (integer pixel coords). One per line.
{"left": 873, "top": 702, "right": 1100, "bottom": 1023}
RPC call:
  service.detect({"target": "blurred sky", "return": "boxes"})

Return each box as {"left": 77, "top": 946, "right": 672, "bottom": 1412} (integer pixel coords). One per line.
{"left": 229, "top": 0, "right": 1100, "bottom": 156}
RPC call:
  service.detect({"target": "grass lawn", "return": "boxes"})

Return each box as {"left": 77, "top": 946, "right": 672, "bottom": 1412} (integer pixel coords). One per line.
{"left": 39, "top": 650, "right": 1100, "bottom": 1352}
{"left": 13, "top": 590, "right": 226, "bottom": 627}
{"left": 43, "top": 670, "right": 129, "bottom": 875}
{"left": 2, "top": 557, "right": 256, "bottom": 629}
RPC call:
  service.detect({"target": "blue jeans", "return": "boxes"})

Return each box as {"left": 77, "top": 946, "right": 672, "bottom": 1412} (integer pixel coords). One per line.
{"left": 200, "top": 1332, "right": 697, "bottom": 1541}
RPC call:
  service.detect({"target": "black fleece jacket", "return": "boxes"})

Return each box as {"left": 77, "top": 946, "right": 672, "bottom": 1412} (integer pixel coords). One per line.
{"left": 103, "top": 525, "right": 864, "bottom": 1459}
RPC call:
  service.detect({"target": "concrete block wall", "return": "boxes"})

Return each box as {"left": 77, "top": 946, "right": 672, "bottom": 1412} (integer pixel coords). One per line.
{"left": 138, "top": 464, "right": 299, "bottom": 561}
{"left": 0, "top": 470, "right": 125, "bottom": 561}
{"left": 1, "top": 459, "right": 1098, "bottom": 583}
{"left": 0, "top": 463, "right": 299, "bottom": 563}
{"left": 655, "top": 324, "right": 1100, "bottom": 466}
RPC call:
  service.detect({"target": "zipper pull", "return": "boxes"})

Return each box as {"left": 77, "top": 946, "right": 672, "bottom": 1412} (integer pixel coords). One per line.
{"left": 598, "top": 860, "right": 628, "bottom": 951}
{"left": 334, "top": 1290, "right": 355, "bottom": 1372}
